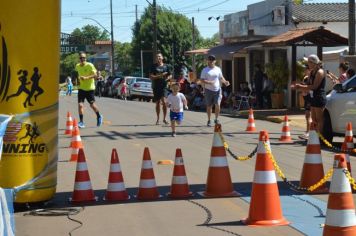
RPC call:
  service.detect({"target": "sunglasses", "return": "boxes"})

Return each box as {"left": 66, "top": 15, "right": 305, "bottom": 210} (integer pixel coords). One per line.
{"left": 80, "top": 57, "right": 86, "bottom": 59}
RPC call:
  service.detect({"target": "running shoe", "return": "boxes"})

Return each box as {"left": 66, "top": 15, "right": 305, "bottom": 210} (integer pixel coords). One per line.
{"left": 78, "top": 121, "right": 85, "bottom": 129}
{"left": 97, "top": 115, "right": 103, "bottom": 127}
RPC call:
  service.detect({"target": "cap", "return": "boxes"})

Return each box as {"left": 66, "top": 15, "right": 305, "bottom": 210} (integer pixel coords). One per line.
{"left": 307, "top": 54, "right": 320, "bottom": 64}
{"left": 208, "top": 54, "right": 216, "bottom": 61}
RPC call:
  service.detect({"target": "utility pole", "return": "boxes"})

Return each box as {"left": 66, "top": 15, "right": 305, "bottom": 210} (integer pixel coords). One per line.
{"left": 110, "top": 0, "right": 115, "bottom": 76}
{"left": 345, "top": 0, "right": 356, "bottom": 69}
{"left": 135, "top": 4, "right": 138, "bottom": 22}
{"left": 152, "top": 0, "right": 158, "bottom": 60}
{"left": 192, "top": 17, "right": 196, "bottom": 75}
{"left": 349, "top": 0, "right": 355, "bottom": 55}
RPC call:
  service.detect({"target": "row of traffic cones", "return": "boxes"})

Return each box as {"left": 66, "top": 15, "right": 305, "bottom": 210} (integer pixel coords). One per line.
{"left": 70, "top": 147, "right": 193, "bottom": 202}
{"left": 245, "top": 109, "right": 292, "bottom": 142}
{"left": 64, "top": 112, "right": 84, "bottom": 162}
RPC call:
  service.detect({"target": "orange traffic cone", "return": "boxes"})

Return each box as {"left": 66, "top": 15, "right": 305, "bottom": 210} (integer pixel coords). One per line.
{"left": 279, "top": 115, "right": 292, "bottom": 142}
{"left": 245, "top": 108, "right": 256, "bottom": 132}
{"left": 72, "top": 118, "right": 78, "bottom": 136}
{"left": 323, "top": 153, "right": 356, "bottom": 236}
{"left": 243, "top": 130, "right": 289, "bottom": 226}
{"left": 65, "top": 112, "right": 73, "bottom": 135}
{"left": 69, "top": 147, "right": 79, "bottom": 162}
{"left": 104, "top": 149, "right": 129, "bottom": 201}
{"left": 299, "top": 122, "right": 328, "bottom": 193}
{"left": 200, "top": 124, "right": 240, "bottom": 197}
{"left": 136, "top": 147, "right": 160, "bottom": 200}
{"left": 70, "top": 125, "right": 83, "bottom": 149}
{"left": 167, "top": 148, "right": 192, "bottom": 198}
{"left": 70, "top": 148, "right": 97, "bottom": 203}
{"left": 341, "top": 122, "right": 354, "bottom": 173}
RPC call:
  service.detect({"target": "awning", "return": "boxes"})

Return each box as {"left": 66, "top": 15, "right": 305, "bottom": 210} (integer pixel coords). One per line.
{"left": 184, "top": 48, "right": 209, "bottom": 55}
{"left": 208, "top": 41, "right": 259, "bottom": 60}
{"left": 261, "top": 26, "right": 348, "bottom": 47}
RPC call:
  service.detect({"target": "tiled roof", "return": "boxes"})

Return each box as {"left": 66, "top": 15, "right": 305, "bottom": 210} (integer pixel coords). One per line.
{"left": 262, "top": 26, "right": 348, "bottom": 47}
{"left": 95, "top": 40, "right": 112, "bottom": 45}
{"left": 184, "top": 48, "right": 209, "bottom": 55}
{"left": 293, "top": 3, "right": 348, "bottom": 22}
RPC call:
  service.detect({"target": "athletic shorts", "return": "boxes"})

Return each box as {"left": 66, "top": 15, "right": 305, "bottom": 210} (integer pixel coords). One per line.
{"left": 153, "top": 87, "right": 168, "bottom": 102}
{"left": 78, "top": 89, "right": 95, "bottom": 104}
{"left": 170, "top": 111, "right": 183, "bottom": 123}
{"left": 204, "top": 89, "right": 222, "bottom": 106}
{"left": 303, "top": 95, "right": 311, "bottom": 111}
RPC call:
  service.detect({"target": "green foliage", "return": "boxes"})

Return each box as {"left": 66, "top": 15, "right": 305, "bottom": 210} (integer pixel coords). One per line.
{"left": 131, "top": 5, "right": 203, "bottom": 77}
{"left": 293, "top": 0, "right": 304, "bottom": 5}
{"left": 265, "top": 59, "right": 289, "bottom": 93}
{"left": 71, "top": 24, "right": 110, "bottom": 43}
{"left": 115, "top": 42, "right": 134, "bottom": 75}
{"left": 60, "top": 53, "right": 79, "bottom": 82}
{"left": 296, "top": 60, "right": 306, "bottom": 82}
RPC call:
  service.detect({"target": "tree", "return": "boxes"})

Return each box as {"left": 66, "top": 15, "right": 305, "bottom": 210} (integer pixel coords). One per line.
{"left": 71, "top": 25, "right": 110, "bottom": 43}
{"left": 60, "top": 53, "right": 79, "bottom": 84}
{"left": 131, "top": 5, "right": 203, "bottom": 78}
{"left": 115, "top": 42, "right": 134, "bottom": 75}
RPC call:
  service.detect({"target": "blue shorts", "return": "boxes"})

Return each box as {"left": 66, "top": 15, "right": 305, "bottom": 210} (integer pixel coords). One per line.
{"left": 170, "top": 111, "right": 183, "bottom": 123}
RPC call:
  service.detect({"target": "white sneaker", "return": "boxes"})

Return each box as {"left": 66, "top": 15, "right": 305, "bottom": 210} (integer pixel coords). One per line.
{"left": 298, "top": 133, "right": 309, "bottom": 140}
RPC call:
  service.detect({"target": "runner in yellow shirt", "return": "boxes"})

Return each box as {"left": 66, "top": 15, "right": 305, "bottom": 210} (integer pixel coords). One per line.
{"left": 75, "top": 52, "right": 103, "bottom": 128}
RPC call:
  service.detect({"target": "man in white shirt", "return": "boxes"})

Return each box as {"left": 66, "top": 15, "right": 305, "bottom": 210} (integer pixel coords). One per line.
{"left": 199, "top": 55, "right": 230, "bottom": 126}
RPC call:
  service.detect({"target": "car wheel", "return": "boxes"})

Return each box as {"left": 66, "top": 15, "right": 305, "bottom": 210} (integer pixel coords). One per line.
{"left": 322, "top": 111, "right": 333, "bottom": 143}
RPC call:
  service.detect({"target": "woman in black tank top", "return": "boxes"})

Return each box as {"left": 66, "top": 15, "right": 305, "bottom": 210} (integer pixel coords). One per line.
{"left": 291, "top": 54, "right": 326, "bottom": 133}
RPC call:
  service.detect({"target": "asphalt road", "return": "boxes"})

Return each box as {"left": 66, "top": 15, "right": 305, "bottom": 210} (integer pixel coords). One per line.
{"left": 14, "top": 95, "right": 356, "bottom": 236}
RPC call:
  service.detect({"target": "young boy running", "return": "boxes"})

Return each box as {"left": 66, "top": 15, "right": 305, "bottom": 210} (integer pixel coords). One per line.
{"left": 166, "top": 83, "right": 188, "bottom": 137}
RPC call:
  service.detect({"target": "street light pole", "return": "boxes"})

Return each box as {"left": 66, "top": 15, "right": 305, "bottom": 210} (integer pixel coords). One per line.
{"left": 110, "top": 0, "right": 115, "bottom": 76}
{"left": 83, "top": 10, "right": 115, "bottom": 77}
{"left": 145, "top": 0, "right": 158, "bottom": 61}
{"left": 152, "top": 0, "right": 158, "bottom": 60}
{"left": 141, "top": 49, "right": 144, "bottom": 78}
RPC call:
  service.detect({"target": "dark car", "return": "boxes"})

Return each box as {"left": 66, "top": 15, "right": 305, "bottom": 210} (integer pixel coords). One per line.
{"left": 102, "top": 76, "right": 116, "bottom": 97}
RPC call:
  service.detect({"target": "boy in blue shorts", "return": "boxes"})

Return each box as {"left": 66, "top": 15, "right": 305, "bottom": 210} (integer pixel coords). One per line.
{"left": 166, "top": 83, "right": 188, "bottom": 137}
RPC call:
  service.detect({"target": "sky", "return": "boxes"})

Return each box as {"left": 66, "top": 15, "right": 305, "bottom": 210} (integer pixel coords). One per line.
{"left": 61, "top": 0, "right": 347, "bottom": 43}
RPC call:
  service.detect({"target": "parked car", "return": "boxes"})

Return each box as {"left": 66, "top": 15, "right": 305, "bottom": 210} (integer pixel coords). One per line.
{"left": 323, "top": 74, "right": 356, "bottom": 142}
{"left": 111, "top": 77, "right": 123, "bottom": 98}
{"left": 127, "top": 77, "right": 153, "bottom": 101}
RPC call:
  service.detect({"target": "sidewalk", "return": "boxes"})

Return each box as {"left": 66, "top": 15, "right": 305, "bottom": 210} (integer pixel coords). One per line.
{"left": 222, "top": 108, "right": 307, "bottom": 129}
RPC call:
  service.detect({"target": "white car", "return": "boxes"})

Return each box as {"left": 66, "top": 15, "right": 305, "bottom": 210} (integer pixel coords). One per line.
{"left": 127, "top": 77, "right": 153, "bottom": 101}
{"left": 323, "top": 75, "right": 356, "bottom": 142}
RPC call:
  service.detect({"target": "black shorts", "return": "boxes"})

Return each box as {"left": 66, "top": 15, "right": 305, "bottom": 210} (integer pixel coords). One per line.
{"left": 303, "top": 95, "right": 311, "bottom": 111}
{"left": 310, "top": 95, "right": 326, "bottom": 108}
{"left": 78, "top": 89, "right": 95, "bottom": 104}
{"left": 153, "top": 87, "right": 168, "bottom": 102}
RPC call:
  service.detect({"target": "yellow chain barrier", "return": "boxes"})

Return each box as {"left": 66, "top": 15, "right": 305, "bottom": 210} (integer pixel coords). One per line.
{"left": 343, "top": 169, "right": 356, "bottom": 191}
{"left": 218, "top": 131, "right": 256, "bottom": 161}
{"left": 263, "top": 142, "right": 333, "bottom": 192}
{"left": 318, "top": 132, "right": 356, "bottom": 154}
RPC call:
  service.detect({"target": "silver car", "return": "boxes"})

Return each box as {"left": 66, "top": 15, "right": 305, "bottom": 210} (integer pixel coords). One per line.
{"left": 323, "top": 75, "right": 356, "bottom": 142}
{"left": 127, "top": 77, "right": 153, "bottom": 101}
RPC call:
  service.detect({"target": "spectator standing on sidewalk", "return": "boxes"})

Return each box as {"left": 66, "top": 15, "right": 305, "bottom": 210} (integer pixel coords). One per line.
{"left": 66, "top": 75, "right": 73, "bottom": 96}
{"left": 291, "top": 54, "right": 326, "bottom": 133}
{"left": 149, "top": 53, "right": 172, "bottom": 125}
{"left": 199, "top": 54, "right": 230, "bottom": 126}
{"left": 326, "top": 61, "right": 348, "bottom": 84}
{"left": 299, "top": 65, "right": 312, "bottom": 140}
{"left": 166, "top": 83, "right": 188, "bottom": 137}
{"left": 96, "top": 71, "right": 104, "bottom": 97}
{"left": 75, "top": 52, "right": 103, "bottom": 128}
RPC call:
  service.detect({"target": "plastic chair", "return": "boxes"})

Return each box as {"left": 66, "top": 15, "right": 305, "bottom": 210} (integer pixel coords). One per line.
{"left": 235, "top": 94, "right": 250, "bottom": 110}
